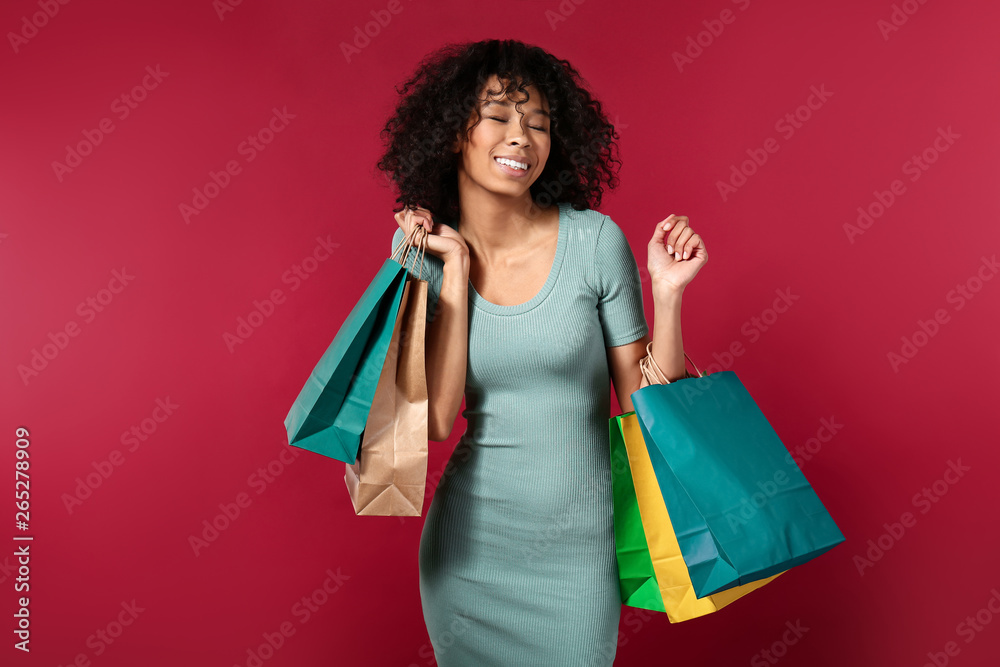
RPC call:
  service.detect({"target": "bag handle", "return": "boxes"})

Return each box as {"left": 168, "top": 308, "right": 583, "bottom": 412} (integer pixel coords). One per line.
{"left": 639, "top": 340, "right": 704, "bottom": 387}
{"left": 390, "top": 223, "right": 428, "bottom": 281}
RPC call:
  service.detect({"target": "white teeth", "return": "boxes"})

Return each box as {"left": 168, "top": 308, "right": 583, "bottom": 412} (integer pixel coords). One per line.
{"left": 495, "top": 157, "right": 528, "bottom": 170}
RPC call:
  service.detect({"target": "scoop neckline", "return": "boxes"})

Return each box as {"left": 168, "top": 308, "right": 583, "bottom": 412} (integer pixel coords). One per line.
{"left": 464, "top": 202, "right": 568, "bottom": 316}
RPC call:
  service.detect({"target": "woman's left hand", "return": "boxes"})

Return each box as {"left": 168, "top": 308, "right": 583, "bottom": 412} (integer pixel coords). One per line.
{"left": 647, "top": 214, "right": 708, "bottom": 294}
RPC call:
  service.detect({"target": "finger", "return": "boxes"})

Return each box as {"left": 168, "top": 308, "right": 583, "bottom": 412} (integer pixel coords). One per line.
{"left": 666, "top": 216, "right": 689, "bottom": 254}
{"left": 403, "top": 208, "right": 413, "bottom": 236}
{"left": 411, "top": 207, "right": 432, "bottom": 232}
{"left": 396, "top": 210, "right": 413, "bottom": 240}
{"left": 403, "top": 209, "right": 420, "bottom": 241}
{"left": 683, "top": 233, "right": 704, "bottom": 260}
{"left": 672, "top": 227, "right": 694, "bottom": 260}
{"left": 406, "top": 208, "right": 428, "bottom": 234}
{"left": 650, "top": 214, "right": 676, "bottom": 247}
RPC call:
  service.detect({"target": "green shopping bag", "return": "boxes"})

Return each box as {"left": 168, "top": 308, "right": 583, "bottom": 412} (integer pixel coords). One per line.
{"left": 609, "top": 414, "right": 664, "bottom": 612}
{"left": 631, "top": 364, "right": 845, "bottom": 599}
{"left": 283, "top": 226, "right": 424, "bottom": 464}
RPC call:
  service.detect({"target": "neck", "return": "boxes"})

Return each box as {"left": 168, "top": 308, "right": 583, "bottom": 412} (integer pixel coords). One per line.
{"left": 455, "top": 177, "right": 551, "bottom": 263}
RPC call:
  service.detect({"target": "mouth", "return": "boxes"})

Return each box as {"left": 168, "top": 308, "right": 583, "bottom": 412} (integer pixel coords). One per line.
{"left": 493, "top": 156, "right": 531, "bottom": 177}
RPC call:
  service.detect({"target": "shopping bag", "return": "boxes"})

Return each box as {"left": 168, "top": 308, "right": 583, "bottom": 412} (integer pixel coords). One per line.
{"left": 609, "top": 413, "right": 664, "bottom": 612}
{"left": 612, "top": 411, "right": 784, "bottom": 623}
{"left": 631, "top": 342, "right": 845, "bottom": 598}
{"left": 283, "top": 225, "right": 422, "bottom": 464}
{"left": 344, "top": 229, "right": 429, "bottom": 516}
{"left": 609, "top": 344, "right": 783, "bottom": 621}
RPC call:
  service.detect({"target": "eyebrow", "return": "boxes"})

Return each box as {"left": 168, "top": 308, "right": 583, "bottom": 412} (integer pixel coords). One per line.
{"left": 482, "top": 100, "right": 550, "bottom": 117}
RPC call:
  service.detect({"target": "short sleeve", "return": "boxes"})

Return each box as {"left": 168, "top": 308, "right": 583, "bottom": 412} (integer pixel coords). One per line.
{"left": 589, "top": 215, "right": 649, "bottom": 347}
{"left": 391, "top": 226, "right": 443, "bottom": 323}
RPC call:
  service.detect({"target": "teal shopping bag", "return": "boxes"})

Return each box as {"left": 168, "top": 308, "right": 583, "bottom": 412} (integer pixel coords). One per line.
{"left": 284, "top": 227, "right": 430, "bottom": 464}
{"left": 631, "top": 368, "right": 845, "bottom": 599}
{"left": 284, "top": 258, "right": 407, "bottom": 463}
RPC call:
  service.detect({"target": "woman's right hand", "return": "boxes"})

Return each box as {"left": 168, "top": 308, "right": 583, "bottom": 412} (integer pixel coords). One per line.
{"left": 395, "top": 206, "right": 468, "bottom": 264}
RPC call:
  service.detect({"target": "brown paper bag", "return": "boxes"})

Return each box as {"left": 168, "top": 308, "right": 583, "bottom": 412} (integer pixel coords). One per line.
{"left": 344, "top": 262, "right": 429, "bottom": 516}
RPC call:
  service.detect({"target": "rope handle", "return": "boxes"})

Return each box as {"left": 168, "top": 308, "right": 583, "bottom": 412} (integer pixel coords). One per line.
{"left": 638, "top": 340, "right": 704, "bottom": 387}
{"left": 389, "top": 222, "right": 429, "bottom": 281}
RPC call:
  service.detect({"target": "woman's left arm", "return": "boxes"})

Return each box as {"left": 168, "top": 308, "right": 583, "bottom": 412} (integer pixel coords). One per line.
{"left": 608, "top": 214, "right": 708, "bottom": 413}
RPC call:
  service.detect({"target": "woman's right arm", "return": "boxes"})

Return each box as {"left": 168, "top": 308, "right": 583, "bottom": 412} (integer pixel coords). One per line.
{"left": 425, "top": 252, "right": 470, "bottom": 441}
{"left": 395, "top": 206, "right": 470, "bottom": 442}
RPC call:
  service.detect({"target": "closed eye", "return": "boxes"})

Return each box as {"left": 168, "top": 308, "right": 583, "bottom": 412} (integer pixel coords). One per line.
{"left": 487, "top": 116, "right": 547, "bottom": 132}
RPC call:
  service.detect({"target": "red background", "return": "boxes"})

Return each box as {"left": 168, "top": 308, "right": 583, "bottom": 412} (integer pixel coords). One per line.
{"left": 2, "top": 0, "right": 999, "bottom": 665}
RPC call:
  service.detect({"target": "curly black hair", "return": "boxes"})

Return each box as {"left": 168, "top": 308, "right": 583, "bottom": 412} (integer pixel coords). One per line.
{"left": 374, "top": 38, "right": 623, "bottom": 225}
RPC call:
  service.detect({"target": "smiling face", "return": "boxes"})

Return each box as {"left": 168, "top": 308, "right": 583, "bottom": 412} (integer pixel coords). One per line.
{"left": 451, "top": 74, "right": 552, "bottom": 203}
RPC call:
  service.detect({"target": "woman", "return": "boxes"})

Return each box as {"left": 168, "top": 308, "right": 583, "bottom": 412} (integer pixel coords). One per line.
{"left": 376, "top": 39, "right": 707, "bottom": 666}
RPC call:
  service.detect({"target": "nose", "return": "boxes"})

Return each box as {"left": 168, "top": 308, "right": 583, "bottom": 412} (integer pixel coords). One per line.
{"left": 507, "top": 135, "right": 529, "bottom": 149}
{"left": 506, "top": 117, "right": 530, "bottom": 147}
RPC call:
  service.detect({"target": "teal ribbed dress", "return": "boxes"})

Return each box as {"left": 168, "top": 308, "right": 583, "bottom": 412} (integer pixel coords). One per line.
{"left": 390, "top": 202, "right": 649, "bottom": 666}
